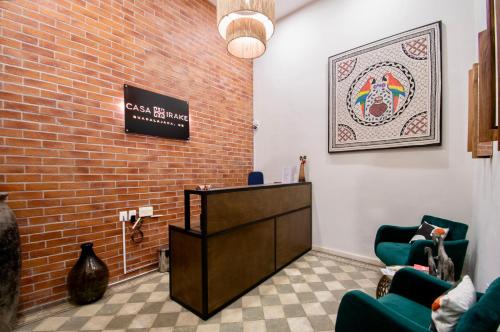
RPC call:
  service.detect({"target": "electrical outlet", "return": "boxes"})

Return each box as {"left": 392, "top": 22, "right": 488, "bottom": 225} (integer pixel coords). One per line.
{"left": 128, "top": 210, "right": 136, "bottom": 220}
{"left": 119, "top": 211, "right": 128, "bottom": 222}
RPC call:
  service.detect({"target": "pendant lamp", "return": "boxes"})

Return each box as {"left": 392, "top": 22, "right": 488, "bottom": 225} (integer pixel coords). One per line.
{"left": 217, "top": 0, "right": 275, "bottom": 59}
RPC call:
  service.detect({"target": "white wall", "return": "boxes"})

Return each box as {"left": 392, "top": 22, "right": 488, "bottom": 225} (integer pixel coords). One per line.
{"left": 469, "top": 0, "right": 500, "bottom": 292}
{"left": 254, "top": 0, "right": 475, "bottom": 263}
{"left": 471, "top": 148, "right": 500, "bottom": 291}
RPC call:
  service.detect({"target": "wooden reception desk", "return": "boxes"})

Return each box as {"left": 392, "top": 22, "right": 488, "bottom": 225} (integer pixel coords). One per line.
{"left": 169, "top": 182, "right": 312, "bottom": 319}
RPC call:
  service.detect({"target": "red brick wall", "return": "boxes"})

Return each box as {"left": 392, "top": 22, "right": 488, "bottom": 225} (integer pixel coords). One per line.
{"left": 0, "top": 0, "right": 253, "bottom": 311}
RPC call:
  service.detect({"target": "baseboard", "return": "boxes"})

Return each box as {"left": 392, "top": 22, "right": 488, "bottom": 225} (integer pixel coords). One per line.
{"left": 312, "top": 246, "right": 384, "bottom": 268}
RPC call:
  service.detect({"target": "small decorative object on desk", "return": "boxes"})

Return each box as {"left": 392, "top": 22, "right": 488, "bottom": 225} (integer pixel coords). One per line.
{"left": 299, "top": 155, "right": 307, "bottom": 182}
{"left": 196, "top": 184, "right": 212, "bottom": 190}
{"left": 67, "top": 242, "right": 109, "bottom": 304}
{"left": 0, "top": 193, "right": 21, "bottom": 330}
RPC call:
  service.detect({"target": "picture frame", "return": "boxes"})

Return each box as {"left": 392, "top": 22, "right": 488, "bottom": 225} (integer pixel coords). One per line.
{"left": 328, "top": 22, "right": 442, "bottom": 153}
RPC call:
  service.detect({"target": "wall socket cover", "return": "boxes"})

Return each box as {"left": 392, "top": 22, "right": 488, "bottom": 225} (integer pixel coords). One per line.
{"left": 128, "top": 210, "right": 136, "bottom": 219}
{"left": 119, "top": 211, "right": 128, "bottom": 222}
{"left": 139, "top": 206, "right": 153, "bottom": 217}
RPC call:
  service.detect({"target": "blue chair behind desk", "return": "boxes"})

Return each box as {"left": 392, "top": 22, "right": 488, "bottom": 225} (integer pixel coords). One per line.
{"left": 248, "top": 171, "right": 264, "bottom": 185}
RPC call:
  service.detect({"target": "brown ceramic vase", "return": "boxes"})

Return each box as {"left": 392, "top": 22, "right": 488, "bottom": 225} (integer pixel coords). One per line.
{"left": 67, "top": 243, "right": 109, "bottom": 305}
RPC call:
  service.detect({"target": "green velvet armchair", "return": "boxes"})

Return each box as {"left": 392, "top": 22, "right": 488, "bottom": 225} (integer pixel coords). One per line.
{"left": 375, "top": 215, "right": 469, "bottom": 279}
{"left": 336, "top": 268, "right": 500, "bottom": 332}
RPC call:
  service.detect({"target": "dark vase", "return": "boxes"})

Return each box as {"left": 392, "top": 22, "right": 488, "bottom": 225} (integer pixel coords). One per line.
{"left": 67, "top": 243, "right": 109, "bottom": 305}
{"left": 0, "top": 193, "right": 21, "bottom": 331}
{"left": 299, "top": 163, "right": 306, "bottom": 182}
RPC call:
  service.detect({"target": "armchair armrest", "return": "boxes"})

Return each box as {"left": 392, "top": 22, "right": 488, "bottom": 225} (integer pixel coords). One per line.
{"left": 408, "top": 240, "right": 469, "bottom": 279}
{"left": 375, "top": 225, "right": 419, "bottom": 249}
{"left": 336, "top": 290, "right": 428, "bottom": 332}
{"left": 389, "top": 268, "right": 452, "bottom": 307}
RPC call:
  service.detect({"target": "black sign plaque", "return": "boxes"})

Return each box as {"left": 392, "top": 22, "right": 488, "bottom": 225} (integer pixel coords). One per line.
{"left": 124, "top": 85, "right": 189, "bottom": 140}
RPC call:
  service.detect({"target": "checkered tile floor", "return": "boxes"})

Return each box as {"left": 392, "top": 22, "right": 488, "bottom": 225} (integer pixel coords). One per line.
{"left": 15, "top": 252, "right": 381, "bottom": 332}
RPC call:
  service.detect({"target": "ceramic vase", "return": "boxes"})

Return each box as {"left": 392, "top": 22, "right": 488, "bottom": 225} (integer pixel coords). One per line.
{"left": 67, "top": 243, "right": 109, "bottom": 305}
{"left": 0, "top": 193, "right": 21, "bottom": 331}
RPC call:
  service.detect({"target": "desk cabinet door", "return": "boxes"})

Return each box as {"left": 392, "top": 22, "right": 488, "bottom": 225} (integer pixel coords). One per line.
{"left": 207, "top": 219, "right": 275, "bottom": 313}
{"left": 276, "top": 208, "right": 312, "bottom": 270}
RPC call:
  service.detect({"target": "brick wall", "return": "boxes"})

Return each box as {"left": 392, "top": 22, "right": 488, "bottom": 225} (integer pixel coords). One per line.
{"left": 0, "top": 0, "right": 253, "bottom": 311}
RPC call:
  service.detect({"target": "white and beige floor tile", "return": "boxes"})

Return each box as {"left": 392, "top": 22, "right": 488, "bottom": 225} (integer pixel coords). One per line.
{"left": 15, "top": 251, "right": 381, "bottom": 332}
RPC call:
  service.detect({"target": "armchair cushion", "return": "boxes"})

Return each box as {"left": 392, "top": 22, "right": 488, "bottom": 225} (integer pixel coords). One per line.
{"left": 421, "top": 215, "right": 468, "bottom": 241}
{"left": 375, "top": 242, "right": 410, "bottom": 266}
{"left": 431, "top": 276, "right": 477, "bottom": 332}
{"left": 410, "top": 221, "right": 449, "bottom": 242}
{"left": 379, "top": 293, "right": 432, "bottom": 329}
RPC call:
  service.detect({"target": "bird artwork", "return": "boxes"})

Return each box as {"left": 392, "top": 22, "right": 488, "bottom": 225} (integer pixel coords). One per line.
{"left": 329, "top": 22, "right": 441, "bottom": 153}
{"left": 382, "top": 72, "right": 406, "bottom": 112}
{"left": 355, "top": 77, "right": 376, "bottom": 119}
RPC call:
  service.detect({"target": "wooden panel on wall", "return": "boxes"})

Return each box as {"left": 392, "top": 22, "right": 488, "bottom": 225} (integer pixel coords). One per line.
{"left": 496, "top": 0, "right": 500, "bottom": 149}
{"left": 468, "top": 65, "right": 475, "bottom": 153}
{"left": 276, "top": 208, "right": 312, "bottom": 270}
{"left": 206, "top": 220, "right": 275, "bottom": 312}
{"left": 206, "top": 184, "right": 312, "bottom": 234}
{"left": 468, "top": 0, "right": 499, "bottom": 155}
{"left": 469, "top": 63, "right": 493, "bottom": 158}
{"left": 170, "top": 229, "right": 203, "bottom": 314}
{"left": 478, "top": 29, "right": 496, "bottom": 143}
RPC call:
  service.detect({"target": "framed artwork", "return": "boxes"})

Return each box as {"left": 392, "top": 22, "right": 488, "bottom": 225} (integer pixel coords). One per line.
{"left": 328, "top": 22, "right": 442, "bottom": 153}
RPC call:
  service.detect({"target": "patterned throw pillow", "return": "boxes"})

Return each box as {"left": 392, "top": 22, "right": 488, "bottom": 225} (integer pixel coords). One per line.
{"left": 409, "top": 221, "right": 449, "bottom": 243}
{"left": 430, "top": 276, "right": 476, "bottom": 332}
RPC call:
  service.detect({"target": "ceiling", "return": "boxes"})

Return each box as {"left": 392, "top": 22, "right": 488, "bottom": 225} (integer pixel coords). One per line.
{"left": 207, "top": 0, "right": 316, "bottom": 20}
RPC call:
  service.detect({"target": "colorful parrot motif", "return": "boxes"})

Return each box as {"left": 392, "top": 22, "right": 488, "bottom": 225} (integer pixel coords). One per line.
{"left": 382, "top": 73, "right": 405, "bottom": 112}
{"left": 355, "top": 77, "right": 376, "bottom": 119}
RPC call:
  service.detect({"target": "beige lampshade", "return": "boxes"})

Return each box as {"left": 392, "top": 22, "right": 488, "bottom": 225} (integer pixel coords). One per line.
{"left": 226, "top": 18, "right": 266, "bottom": 59}
{"left": 217, "top": 0, "right": 275, "bottom": 59}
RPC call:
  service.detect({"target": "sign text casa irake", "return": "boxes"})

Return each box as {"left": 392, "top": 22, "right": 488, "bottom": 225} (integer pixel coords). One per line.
{"left": 124, "top": 85, "right": 189, "bottom": 140}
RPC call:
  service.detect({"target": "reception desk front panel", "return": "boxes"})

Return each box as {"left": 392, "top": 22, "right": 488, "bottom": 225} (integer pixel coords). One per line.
{"left": 169, "top": 182, "right": 312, "bottom": 319}
{"left": 276, "top": 208, "right": 312, "bottom": 270}
{"left": 207, "top": 219, "right": 275, "bottom": 312}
